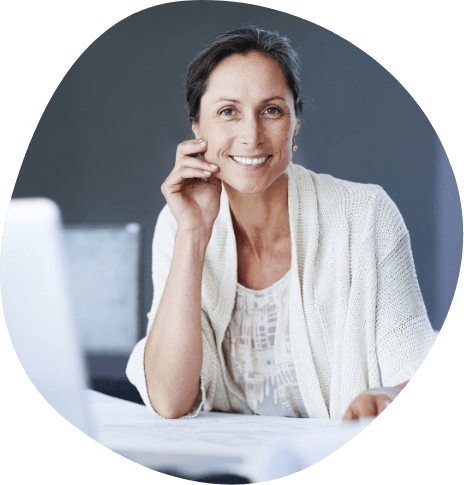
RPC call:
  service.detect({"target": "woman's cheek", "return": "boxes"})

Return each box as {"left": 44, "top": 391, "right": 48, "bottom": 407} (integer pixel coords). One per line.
{"left": 204, "top": 148, "right": 219, "bottom": 165}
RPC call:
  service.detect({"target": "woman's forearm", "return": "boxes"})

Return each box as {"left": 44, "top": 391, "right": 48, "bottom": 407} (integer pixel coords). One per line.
{"left": 144, "top": 227, "right": 211, "bottom": 418}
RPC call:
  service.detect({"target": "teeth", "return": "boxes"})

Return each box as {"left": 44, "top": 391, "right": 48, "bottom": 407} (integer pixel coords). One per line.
{"left": 232, "top": 156, "right": 269, "bottom": 165}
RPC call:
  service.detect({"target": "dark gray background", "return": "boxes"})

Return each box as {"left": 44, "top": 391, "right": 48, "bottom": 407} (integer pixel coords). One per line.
{"left": 13, "top": 1, "right": 462, "bottom": 336}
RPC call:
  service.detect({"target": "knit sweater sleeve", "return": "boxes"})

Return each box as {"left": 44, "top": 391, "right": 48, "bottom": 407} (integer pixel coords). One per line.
{"left": 126, "top": 205, "right": 213, "bottom": 418}
{"left": 374, "top": 188, "right": 436, "bottom": 386}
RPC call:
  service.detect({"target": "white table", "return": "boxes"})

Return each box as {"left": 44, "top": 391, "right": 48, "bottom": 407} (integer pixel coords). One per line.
{"left": 87, "top": 390, "right": 372, "bottom": 482}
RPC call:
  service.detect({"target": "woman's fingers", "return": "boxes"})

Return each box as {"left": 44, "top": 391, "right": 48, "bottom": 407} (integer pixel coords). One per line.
{"left": 173, "top": 137, "right": 218, "bottom": 178}
{"left": 342, "top": 393, "right": 393, "bottom": 420}
{"left": 353, "top": 394, "right": 376, "bottom": 419}
{"left": 176, "top": 157, "right": 218, "bottom": 173}
{"left": 176, "top": 138, "right": 208, "bottom": 159}
{"left": 342, "top": 406, "right": 355, "bottom": 420}
{"left": 162, "top": 158, "right": 218, "bottom": 192}
{"left": 161, "top": 138, "right": 222, "bottom": 232}
{"left": 162, "top": 167, "right": 212, "bottom": 192}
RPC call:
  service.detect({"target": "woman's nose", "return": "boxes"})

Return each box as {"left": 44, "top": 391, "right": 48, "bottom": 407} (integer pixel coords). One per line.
{"left": 238, "top": 115, "right": 264, "bottom": 147}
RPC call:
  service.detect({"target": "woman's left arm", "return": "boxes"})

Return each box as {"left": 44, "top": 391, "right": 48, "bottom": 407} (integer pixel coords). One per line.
{"left": 342, "top": 380, "right": 409, "bottom": 420}
{"left": 343, "top": 188, "right": 435, "bottom": 421}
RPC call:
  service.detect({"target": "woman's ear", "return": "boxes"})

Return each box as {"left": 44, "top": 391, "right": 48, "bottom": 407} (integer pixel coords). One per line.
{"left": 192, "top": 123, "right": 200, "bottom": 140}
{"left": 293, "top": 119, "right": 301, "bottom": 139}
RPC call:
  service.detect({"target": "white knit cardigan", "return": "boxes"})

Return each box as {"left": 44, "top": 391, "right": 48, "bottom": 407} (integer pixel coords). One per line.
{"left": 126, "top": 163, "right": 436, "bottom": 419}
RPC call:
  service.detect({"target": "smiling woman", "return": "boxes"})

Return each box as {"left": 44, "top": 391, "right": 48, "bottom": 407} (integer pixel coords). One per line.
{"left": 192, "top": 52, "right": 299, "bottom": 197}
{"left": 126, "top": 27, "right": 436, "bottom": 421}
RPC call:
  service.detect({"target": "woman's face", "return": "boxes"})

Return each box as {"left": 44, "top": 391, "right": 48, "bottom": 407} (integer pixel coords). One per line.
{"left": 192, "top": 51, "right": 300, "bottom": 195}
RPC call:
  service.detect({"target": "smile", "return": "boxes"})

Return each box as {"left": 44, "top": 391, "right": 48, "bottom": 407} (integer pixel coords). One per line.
{"left": 231, "top": 155, "right": 271, "bottom": 166}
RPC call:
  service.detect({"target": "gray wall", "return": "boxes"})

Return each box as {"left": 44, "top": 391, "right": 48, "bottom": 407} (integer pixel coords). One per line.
{"left": 12, "top": 1, "right": 462, "bottom": 331}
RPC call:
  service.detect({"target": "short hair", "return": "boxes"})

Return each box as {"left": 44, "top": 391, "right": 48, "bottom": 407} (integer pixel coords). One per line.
{"left": 186, "top": 26, "right": 303, "bottom": 124}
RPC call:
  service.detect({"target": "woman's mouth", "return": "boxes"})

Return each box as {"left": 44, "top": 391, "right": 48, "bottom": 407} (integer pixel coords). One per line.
{"left": 230, "top": 155, "right": 272, "bottom": 166}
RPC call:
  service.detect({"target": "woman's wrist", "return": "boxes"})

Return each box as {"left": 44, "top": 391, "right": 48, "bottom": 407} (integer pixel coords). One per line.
{"left": 175, "top": 226, "right": 212, "bottom": 255}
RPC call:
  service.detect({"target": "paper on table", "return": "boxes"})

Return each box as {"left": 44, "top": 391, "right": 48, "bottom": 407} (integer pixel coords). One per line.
{"left": 87, "top": 390, "right": 371, "bottom": 482}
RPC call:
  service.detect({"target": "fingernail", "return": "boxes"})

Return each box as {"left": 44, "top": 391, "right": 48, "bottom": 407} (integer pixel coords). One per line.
{"left": 203, "top": 170, "right": 211, "bottom": 175}
{"left": 210, "top": 164, "right": 218, "bottom": 169}
{"left": 198, "top": 138, "right": 205, "bottom": 143}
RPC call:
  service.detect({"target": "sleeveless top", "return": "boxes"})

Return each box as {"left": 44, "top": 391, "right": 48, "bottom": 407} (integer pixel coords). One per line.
{"left": 222, "top": 271, "right": 308, "bottom": 417}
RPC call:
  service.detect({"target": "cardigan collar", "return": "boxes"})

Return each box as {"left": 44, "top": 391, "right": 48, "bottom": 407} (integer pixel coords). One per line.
{"left": 286, "top": 164, "right": 329, "bottom": 418}
{"left": 202, "top": 163, "right": 329, "bottom": 417}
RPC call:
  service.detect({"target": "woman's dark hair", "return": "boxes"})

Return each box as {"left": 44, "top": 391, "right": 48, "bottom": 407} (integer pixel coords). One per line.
{"left": 186, "top": 26, "right": 303, "bottom": 124}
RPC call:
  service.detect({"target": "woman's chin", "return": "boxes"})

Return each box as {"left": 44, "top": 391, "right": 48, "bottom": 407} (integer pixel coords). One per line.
{"left": 222, "top": 178, "right": 274, "bottom": 196}
{"left": 221, "top": 169, "right": 288, "bottom": 197}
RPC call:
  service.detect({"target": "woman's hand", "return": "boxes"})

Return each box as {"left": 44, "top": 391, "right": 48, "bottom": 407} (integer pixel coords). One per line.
{"left": 342, "top": 384, "right": 406, "bottom": 420}
{"left": 161, "top": 138, "right": 222, "bottom": 235}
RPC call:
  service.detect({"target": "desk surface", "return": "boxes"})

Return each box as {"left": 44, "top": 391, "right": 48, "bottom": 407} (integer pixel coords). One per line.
{"left": 87, "top": 390, "right": 371, "bottom": 482}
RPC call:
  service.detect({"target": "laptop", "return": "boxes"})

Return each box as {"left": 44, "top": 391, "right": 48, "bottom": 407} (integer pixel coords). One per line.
{"left": 1, "top": 198, "right": 93, "bottom": 438}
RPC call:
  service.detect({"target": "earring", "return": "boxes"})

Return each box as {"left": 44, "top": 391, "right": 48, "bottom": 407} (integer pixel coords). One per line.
{"left": 292, "top": 137, "right": 298, "bottom": 152}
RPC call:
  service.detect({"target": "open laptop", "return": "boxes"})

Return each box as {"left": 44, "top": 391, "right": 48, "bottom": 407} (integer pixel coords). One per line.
{"left": 1, "top": 198, "right": 93, "bottom": 438}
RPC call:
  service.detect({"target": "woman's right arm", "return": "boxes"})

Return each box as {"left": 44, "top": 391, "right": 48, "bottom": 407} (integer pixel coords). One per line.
{"left": 144, "top": 138, "right": 221, "bottom": 419}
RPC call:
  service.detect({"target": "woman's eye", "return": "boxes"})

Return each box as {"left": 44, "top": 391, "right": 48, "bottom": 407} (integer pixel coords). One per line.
{"left": 220, "top": 108, "right": 235, "bottom": 116}
{"left": 265, "top": 106, "right": 283, "bottom": 115}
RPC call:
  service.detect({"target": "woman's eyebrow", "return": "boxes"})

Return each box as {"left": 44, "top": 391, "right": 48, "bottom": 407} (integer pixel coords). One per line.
{"left": 213, "top": 96, "right": 287, "bottom": 104}
{"left": 262, "top": 96, "right": 287, "bottom": 103}
{"left": 213, "top": 97, "right": 241, "bottom": 104}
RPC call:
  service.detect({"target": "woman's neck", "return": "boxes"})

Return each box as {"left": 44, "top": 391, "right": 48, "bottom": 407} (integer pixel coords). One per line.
{"left": 224, "top": 173, "right": 290, "bottom": 256}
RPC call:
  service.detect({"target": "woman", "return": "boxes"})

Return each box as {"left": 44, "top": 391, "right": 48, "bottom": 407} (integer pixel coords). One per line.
{"left": 126, "top": 27, "right": 436, "bottom": 420}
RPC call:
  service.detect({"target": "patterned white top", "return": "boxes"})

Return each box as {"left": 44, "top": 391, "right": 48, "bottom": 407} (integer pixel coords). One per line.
{"left": 222, "top": 271, "right": 308, "bottom": 418}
